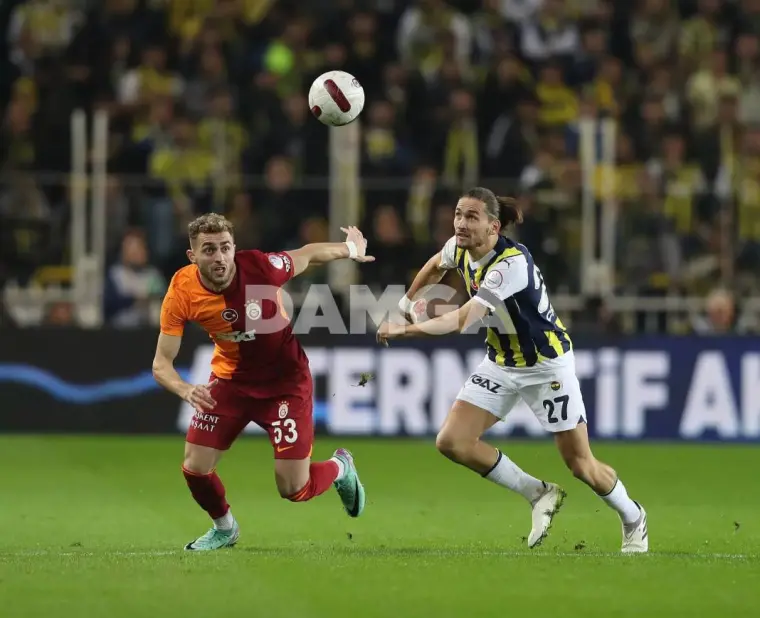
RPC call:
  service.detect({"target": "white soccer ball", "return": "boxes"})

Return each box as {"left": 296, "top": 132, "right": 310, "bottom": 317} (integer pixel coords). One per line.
{"left": 308, "top": 70, "right": 365, "bottom": 126}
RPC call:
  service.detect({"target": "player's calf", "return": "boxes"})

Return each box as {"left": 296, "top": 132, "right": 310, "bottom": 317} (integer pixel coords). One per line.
{"left": 435, "top": 400, "right": 498, "bottom": 471}
{"left": 555, "top": 427, "right": 646, "bottom": 552}
{"left": 563, "top": 452, "right": 615, "bottom": 493}
{"left": 275, "top": 459, "right": 312, "bottom": 498}
{"left": 435, "top": 430, "right": 482, "bottom": 468}
{"left": 181, "top": 442, "right": 238, "bottom": 549}
{"left": 276, "top": 457, "right": 345, "bottom": 504}
{"left": 437, "top": 402, "right": 562, "bottom": 547}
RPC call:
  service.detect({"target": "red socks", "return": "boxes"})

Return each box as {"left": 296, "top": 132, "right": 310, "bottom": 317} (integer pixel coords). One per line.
{"left": 287, "top": 461, "right": 340, "bottom": 502}
{"left": 182, "top": 461, "right": 339, "bottom": 512}
{"left": 182, "top": 467, "right": 230, "bottom": 519}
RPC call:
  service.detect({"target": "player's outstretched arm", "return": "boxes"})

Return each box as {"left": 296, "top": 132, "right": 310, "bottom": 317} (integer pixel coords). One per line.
{"left": 397, "top": 236, "right": 457, "bottom": 321}
{"left": 377, "top": 298, "right": 489, "bottom": 345}
{"left": 288, "top": 225, "right": 375, "bottom": 277}
{"left": 397, "top": 250, "right": 449, "bottom": 320}
{"left": 378, "top": 253, "right": 530, "bottom": 345}
{"left": 152, "top": 333, "right": 217, "bottom": 412}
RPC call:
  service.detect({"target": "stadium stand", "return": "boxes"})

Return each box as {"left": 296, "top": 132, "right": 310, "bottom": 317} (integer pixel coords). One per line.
{"left": 1, "top": 0, "right": 759, "bottom": 333}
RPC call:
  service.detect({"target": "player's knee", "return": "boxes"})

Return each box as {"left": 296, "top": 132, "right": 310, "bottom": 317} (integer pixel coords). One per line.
{"left": 276, "top": 473, "right": 310, "bottom": 500}
{"left": 182, "top": 453, "right": 214, "bottom": 476}
{"left": 565, "top": 455, "right": 596, "bottom": 483}
{"left": 182, "top": 460, "right": 214, "bottom": 476}
{"left": 279, "top": 479, "right": 306, "bottom": 500}
{"left": 435, "top": 430, "right": 469, "bottom": 462}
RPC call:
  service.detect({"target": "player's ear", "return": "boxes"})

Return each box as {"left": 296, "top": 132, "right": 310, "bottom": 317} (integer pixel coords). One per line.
{"left": 186, "top": 248, "right": 196, "bottom": 264}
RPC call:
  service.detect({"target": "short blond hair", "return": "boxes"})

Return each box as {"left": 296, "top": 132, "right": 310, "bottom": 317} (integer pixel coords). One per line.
{"left": 188, "top": 213, "right": 235, "bottom": 241}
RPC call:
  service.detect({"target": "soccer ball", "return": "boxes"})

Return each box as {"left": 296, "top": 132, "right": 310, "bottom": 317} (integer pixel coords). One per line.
{"left": 308, "top": 70, "right": 365, "bottom": 126}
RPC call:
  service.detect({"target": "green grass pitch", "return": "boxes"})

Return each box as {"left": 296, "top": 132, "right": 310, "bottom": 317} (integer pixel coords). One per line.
{"left": 0, "top": 436, "right": 758, "bottom": 617}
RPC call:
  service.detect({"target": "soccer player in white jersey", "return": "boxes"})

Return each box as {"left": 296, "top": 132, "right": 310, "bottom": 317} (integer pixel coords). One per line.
{"left": 377, "top": 187, "right": 648, "bottom": 553}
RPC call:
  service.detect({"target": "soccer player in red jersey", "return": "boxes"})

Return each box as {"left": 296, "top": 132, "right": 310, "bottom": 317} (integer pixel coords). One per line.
{"left": 152, "top": 213, "right": 373, "bottom": 550}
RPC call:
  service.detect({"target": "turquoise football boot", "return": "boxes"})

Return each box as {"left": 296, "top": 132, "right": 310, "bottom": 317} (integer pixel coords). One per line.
{"left": 332, "top": 448, "right": 366, "bottom": 517}
{"left": 184, "top": 520, "right": 240, "bottom": 551}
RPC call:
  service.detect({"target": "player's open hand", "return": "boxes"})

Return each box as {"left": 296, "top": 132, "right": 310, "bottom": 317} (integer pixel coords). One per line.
{"left": 341, "top": 225, "right": 375, "bottom": 262}
{"left": 376, "top": 320, "right": 407, "bottom": 346}
{"left": 184, "top": 379, "right": 218, "bottom": 413}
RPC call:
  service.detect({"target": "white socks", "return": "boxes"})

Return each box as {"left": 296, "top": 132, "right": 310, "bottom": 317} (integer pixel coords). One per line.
{"left": 483, "top": 450, "right": 546, "bottom": 504}
{"left": 213, "top": 509, "right": 235, "bottom": 531}
{"left": 331, "top": 456, "right": 346, "bottom": 481}
{"left": 599, "top": 479, "right": 641, "bottom": 524}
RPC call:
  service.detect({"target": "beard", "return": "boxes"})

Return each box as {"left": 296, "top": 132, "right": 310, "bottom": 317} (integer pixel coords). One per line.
{"left": 200, "top": 262, "right": 234, "bottom": 289}
{"left": 455, "top": 232, "right": 482, "bottom": 250}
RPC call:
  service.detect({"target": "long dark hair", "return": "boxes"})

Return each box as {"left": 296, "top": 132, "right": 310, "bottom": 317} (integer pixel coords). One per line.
{"left": 461, "top": 186, "right": 523, "bottom": 229}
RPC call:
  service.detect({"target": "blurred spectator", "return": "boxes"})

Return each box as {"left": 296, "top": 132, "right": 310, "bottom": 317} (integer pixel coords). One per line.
{"left": 397, "top": 0, "right": 472, "bottom": 72}
{"left": 286, "top": 216, "right": 330, "bottom": 290}
{"left": 535, "top": 61, "right": 577, "bottom": 127}
{"left": 104, "top": 229, "right": 165, "bottom": 327}
{"left": 255, "top": 156, "right": 313, "bottom": 251}
{"left": 260, "top": 91, "right": 328, "bottom": 176}
{"left": 686, "top": 48, "right": 741, "bottom": 131}
{"left": 117, "top": 42, "right": 183, "bottom": 110}
{"left": 498, "top": 0, "right": 543, "bottom": 26}
{"left": 197, "top": 87, "right": 248, "bottom": 204}
{"left": 146, "top": 114, "right": 214, "bottom": 259}
{"left": 362, "top": 204, "right": 414, "bottom": 288}
{"left": 679, "top": 0, "right": 728, "bottom": 75}
{"left": 362, "top": 99, "right": 412, "bottom": 179}
{"left": 0, "top": 173, "right": 61, "bottom": 284}
{"left": 519, "top": 0, "right": 579, "bottom": 66}
{"left": 44, "top": 301, "right": 74, "bottom": 326}
{"left": 479, "top": 54, "right": 533, "bottom": 134}
{"left": 482, "top": 94, "right": 538, "bottom": 180}
{"left": 570, "top": 296, "right": 622, "bottom": 336}
{"left": 225, "top": 190, "right": 260, "bottom": 250}
{"left": 629, "top": 0, "right": 680, "bottom": 65}
{"left": 734, "top": 31, "right": 760, "bottom": 125}
{"left": 104, "top": 175, "right": 131, "bottom": 256}
{"left": 0, "top": 97, "right": 37, "bottom": 171}
{"left": 616, "top": 169, "right": 682, "bottom": 294}
{"left": 183, "top": 46, "right": 230, "bottom": 117}
{"left": 691, "top": 288, "right": 739, "bottom": 334}
{"left": 8, "top": 0, "right": 84, "bottom": 59}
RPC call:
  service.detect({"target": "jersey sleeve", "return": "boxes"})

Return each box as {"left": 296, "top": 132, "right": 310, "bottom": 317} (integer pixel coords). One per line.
{"left": 248, "top": 250, "right": 294, "bottom": 286}
{"left": 159, "top": 279, "right": 189, "bottom": 336}
{"left": 473, "top": 254, "right": 530, "bottom": 311}
{"left": 439, "top": 236, "right": 458, "bottom": 269}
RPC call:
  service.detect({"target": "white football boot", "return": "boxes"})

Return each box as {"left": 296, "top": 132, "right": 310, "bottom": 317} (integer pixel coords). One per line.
{"left": 528, "top": 482, "right": 566, "bottom": 548}
{"left": 621, "top": 502, "right": 648, "bottom": 553}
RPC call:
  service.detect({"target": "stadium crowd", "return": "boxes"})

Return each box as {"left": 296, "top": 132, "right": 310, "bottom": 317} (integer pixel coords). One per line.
{"left": 1, "top": 0, "right": 759, "bottom": 333}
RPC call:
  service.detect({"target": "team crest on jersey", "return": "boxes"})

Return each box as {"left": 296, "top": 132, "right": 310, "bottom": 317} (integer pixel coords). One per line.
{"left": 221, "top": 308, "right": 239, "bottom": 323}
{"left": 484, "top": 269, "right": 503, "bottom": 289}
{"left": 245, "top": 299, "right": 262, "bottom": 320}
{"left": 551, "top": 381, "right": 561, "bottom": 391}
{"left": 278, "top": 401, "right": 289, "bottom": 418}
{"left": 269, "top": 253, "right": 292, "bottom": 272}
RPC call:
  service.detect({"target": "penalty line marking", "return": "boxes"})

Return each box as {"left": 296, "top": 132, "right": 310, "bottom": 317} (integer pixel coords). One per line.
{"left": 1, "top": 549, "right": 755, "bottom": 561}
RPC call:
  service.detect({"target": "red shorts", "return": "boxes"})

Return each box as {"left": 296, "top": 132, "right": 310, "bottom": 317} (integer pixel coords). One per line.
{"left": 185, "top": 374, "right": 314, "bottom": 459}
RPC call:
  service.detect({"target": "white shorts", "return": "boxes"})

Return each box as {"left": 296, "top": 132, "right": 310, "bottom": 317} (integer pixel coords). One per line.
{"left": 456, "top": 352, "right": 587, "bottom": 433}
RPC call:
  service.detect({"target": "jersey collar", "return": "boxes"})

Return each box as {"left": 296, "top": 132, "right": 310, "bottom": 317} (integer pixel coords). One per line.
{"left": 468, "top": 249, "right": 496, "bottom": 270}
